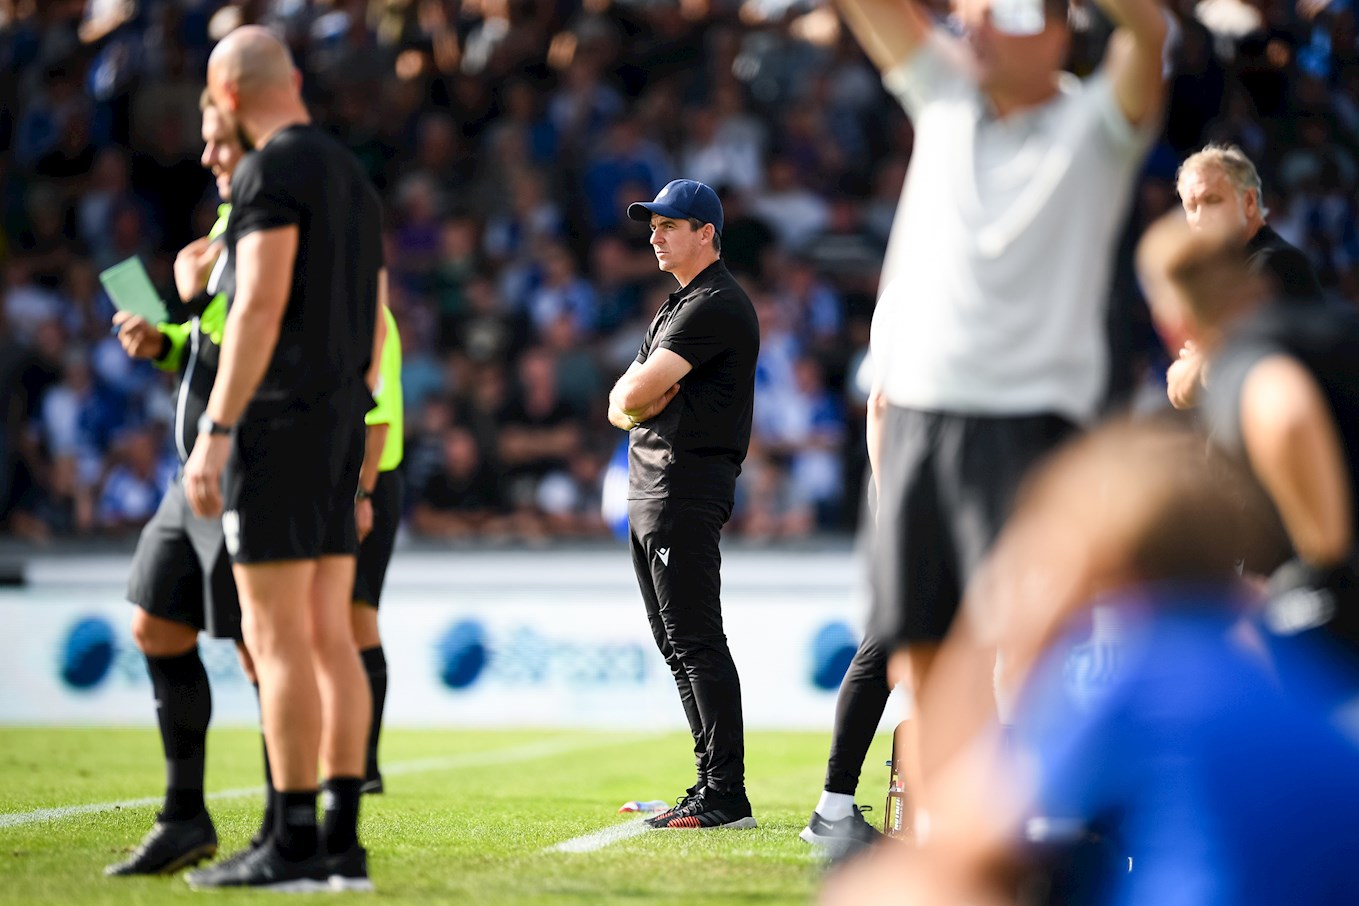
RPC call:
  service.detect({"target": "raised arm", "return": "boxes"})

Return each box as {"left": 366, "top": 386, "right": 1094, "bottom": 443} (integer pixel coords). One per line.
{"left": 1095, "top": 0, "right": 1168, "bottom": 127}
{"left": 832, "top": 0, "right": 932, "bottom": 73}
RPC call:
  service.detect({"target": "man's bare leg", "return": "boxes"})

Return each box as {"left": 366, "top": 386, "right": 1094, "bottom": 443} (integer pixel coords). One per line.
{"left": 311, "top": 554, "right": 370, "bottom": 860}
{"left": 312, "top": 555, "right": 370, "bottom": 780}
{"left": 234, "top": 559, "right": 321, "bottom": 860}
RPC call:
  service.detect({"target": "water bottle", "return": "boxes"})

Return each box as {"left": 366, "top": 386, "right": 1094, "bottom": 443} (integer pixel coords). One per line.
{"left": 883, "top": 720, "right": 909, "bottom": 837}
{"left": 618, "top": 800, "right": 669, "bottom": 814}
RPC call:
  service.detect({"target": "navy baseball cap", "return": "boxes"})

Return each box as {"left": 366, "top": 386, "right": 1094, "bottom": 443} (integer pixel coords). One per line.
{"left": 627, "top": 179, "right": 724, "bottom": 236}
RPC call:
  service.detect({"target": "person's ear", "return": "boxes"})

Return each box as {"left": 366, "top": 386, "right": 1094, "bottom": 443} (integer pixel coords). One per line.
{"left": 1243, "top": 188, "right": 1260, "bottom": 220}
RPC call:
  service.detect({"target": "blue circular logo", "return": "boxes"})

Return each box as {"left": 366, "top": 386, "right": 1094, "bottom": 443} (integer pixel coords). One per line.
{"left": 61, "top": 616, "right": 117, "bottom": 690}
{"left": 437, "top": 620, "right": 488, "bottom": 689}
{"left": 810, "top": 621, "right": 859, "bottom": 691}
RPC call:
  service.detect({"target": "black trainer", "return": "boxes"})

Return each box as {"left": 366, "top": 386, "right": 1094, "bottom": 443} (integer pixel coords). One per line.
{"left": 184, "top": 842, "right": 328, "bottom": 892}
{"left": 649, "top": 788, "right": 757, "bottom": 830}
{"left": 325, "top": 845, "right": 375, "bottom": 892}
{"left": 799, "top": 805, "right": 883, "bottom": 855}
{"left": 360, "top": 773, "right": 383, "bottom": 795}
{"left": 644, "top": 784, "right": 704, "bottom": 828}
{"left": 105, "top": 812, "right": 217, "bottom": 876}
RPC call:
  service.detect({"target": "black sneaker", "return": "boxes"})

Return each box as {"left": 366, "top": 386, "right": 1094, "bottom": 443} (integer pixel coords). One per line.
{"left": 205, "top": 836, "right": 267, "bottom": 875}
{"left": 649, "top": 788, "right": 757, "bottom": 830}
{"left": 799, "top": 805, "right": 883, "bottom": 855}
{"left": 360, "top": 773, "right": 383, "bottom": 795}
{"left": 644, "top": 784, "right": 704, "bottom": 828}
{"left": 105, "top": 812, "right": 217, "bottom": 876}
{"left": 325, "top": 845, "right": 374, "bottom": 892}
{"left": 184, "top": 842, "right": 328, "bottom": 892}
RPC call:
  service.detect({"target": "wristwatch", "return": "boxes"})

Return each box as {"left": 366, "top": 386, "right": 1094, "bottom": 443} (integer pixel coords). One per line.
{"left": 355, "top": 486, "right": 375, "bottom": 502}
{"left": 197, "top": 413, "right": 234, "bottom": 436}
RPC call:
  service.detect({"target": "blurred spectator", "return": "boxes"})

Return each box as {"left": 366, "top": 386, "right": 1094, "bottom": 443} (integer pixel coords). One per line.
{"left": 581, "top": 116, "right": 670, "bottom": 232}
{"left": 524, "top": 242, "right": 596, "bottom": 335}
{"left": 498, "top": 348, "right": 582, "bottom": 522}
{"left": 410, "top": 424, "right": 508, "bottom": 539}
{"left": 751, "top": 154, "right": 830, "bottom": 252}
{"left": 97, "top": 426, "right": 172, "bottom": 534}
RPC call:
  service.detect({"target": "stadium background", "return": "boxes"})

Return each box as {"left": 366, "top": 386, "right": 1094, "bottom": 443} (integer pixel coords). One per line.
{"left": 0, "top": 0, "right": 1357, "bottom": 729}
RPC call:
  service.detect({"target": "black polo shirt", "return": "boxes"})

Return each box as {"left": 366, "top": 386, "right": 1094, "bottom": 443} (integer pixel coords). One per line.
{"left": 627, "top": 259, "right": 760, "bottom": 502}
{"left": 226, "top": 123, "right": 384, "bottom": 420}
{"left": 1247, "top": 224, "right": 1323, "bottom": 303}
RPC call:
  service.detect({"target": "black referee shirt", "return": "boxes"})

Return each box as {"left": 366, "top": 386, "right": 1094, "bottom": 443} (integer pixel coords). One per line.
{"left": 1247, "top": 224, "right": 1323, "bottom": 303}
{"left": 226, "top": 124, "right": 384, "bottom": 420}
{"left": 628, "top": 259, "right": 760, "bottom": 502}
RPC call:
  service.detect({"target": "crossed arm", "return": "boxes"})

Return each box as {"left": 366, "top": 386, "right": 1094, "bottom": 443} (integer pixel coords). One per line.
{"left": 607, "top": 348, "right": 692, "bottom": 431}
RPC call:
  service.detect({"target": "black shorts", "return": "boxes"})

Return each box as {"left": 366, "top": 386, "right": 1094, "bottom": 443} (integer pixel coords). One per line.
{"left": 223, "top": 393, "right": 367, "bottom": 565}
{"left": 354, "top": 468, "right": 402, "bottom": 608}
{"left": 127, "top": 478, "right": 242, "bottom": 640}
{"left": 868, "top": 406, "right": 1074, "bottom": 645}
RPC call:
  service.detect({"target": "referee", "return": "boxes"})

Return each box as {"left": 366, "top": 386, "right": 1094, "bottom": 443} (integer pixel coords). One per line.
{"left": 184, "top": 27, "right": 382, "bottom": 891}
{"left": 105, "top": 93, "right": 245, "bottom": 878}
{"left": 352, "top": 302, "right": 403, "bottom": 795}
{"left": 610, "top": 179, "right": 760, "bottom": 830}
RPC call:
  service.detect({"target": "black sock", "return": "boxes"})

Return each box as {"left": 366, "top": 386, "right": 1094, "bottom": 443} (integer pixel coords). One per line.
{"left": 274, "top": 790, "right": 318, "bottom": 861}
{"left": 251, "top": 682, "right": 278, "bottom": 847}
{"left": 360, "top": 646, "right": 387, "bottom": 780}
{"left": 321, "top": 777, "right": 363, "bottom": 854}
{"left": 145, "top": 647, "right": 211, "bottom": 822}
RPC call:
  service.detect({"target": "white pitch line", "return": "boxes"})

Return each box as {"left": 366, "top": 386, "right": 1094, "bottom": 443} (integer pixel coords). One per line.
{"left": 0, "top": 734, "right": 655, "bottom": 830}
{"left": 547, "top": 819, "right": 651, "bottom": 853}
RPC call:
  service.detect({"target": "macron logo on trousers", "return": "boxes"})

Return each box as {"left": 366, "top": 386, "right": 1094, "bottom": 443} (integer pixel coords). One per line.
{"left": 656, "top": 547, "right": 670, "bottom": 566}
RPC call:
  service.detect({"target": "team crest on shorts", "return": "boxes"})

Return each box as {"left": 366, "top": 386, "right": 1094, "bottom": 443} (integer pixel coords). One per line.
{"left": 222, "top": 509, "right": 241, "bottom": 557}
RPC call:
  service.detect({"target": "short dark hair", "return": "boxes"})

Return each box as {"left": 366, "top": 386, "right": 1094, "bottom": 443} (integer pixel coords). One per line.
{"left": 686, "top": 217, "right": 722, "bottom": 255}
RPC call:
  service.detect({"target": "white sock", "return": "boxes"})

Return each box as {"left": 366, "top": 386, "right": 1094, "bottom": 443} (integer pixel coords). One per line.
{"left": 815, "top": 791, "right": 855, "bottom": 821}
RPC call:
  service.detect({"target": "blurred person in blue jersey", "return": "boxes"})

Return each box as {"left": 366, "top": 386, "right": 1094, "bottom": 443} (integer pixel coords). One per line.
{"left": 105, "top": 90, "right": 252, "bottom": 878}
{"left": 823, "top": 418, "right": 1359, "bottom": 906}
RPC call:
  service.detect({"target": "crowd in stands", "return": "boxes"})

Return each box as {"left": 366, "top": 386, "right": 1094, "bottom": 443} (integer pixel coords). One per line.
{"left": 1, "top": 0, "right": 1356, "bottom": 542}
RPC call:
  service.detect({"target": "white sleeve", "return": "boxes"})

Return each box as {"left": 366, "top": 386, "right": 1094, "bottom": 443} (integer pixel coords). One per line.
{"left": 881, "top": 29, "right": 973, "bottom": 118}
{"left": 1087, "top": 70, "right": 1157, "bottom": 156}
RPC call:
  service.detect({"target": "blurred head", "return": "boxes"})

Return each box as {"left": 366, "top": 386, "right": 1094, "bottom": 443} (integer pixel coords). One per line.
{"left": 1135, "top": 211, "right": 1264, "bottom": 352}
{"left": 954, "top": 0, "right": 1071, "bottom": 98}
{"left": 207, "top": 26, "right": 302, "bottom": 140}
{"left": 199, "top": 92, "right": 245, "bottom": 202}
{"left": 441, "top": 426, "right": 481, "bottom": 477}
{"left": 1177, "top": 144, "right": 1267, "bottom": 237}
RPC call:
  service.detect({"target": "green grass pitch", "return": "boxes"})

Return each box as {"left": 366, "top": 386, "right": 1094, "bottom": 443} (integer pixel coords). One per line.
{"left": 0, "top": 728, "right": 893, "bottom": 904}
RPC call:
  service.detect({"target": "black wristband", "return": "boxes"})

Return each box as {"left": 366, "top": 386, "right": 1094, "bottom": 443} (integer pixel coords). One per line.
{"left": 152, "top": 331, "right": 171, "bottom": 362}
{"left": 355, "top": 486, "right": 374, "bottom": 502}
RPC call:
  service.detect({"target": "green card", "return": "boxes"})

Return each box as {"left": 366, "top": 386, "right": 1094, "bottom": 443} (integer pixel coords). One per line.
{"left": 99, "top": 256, "right": 168, "bottom": 324}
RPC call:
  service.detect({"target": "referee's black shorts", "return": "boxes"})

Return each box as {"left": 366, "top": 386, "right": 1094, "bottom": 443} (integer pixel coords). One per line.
{"left": 354, "top": 468, "right": 403, "bottom": 608}
{"left": 127, "top": 478, "right": 242, "bottom": 640}
{"left": 223, "top": 391, "right": 367, "bottom": 565}
{"left": 868, "top": 405, "right": 1074, "bottom": 645}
